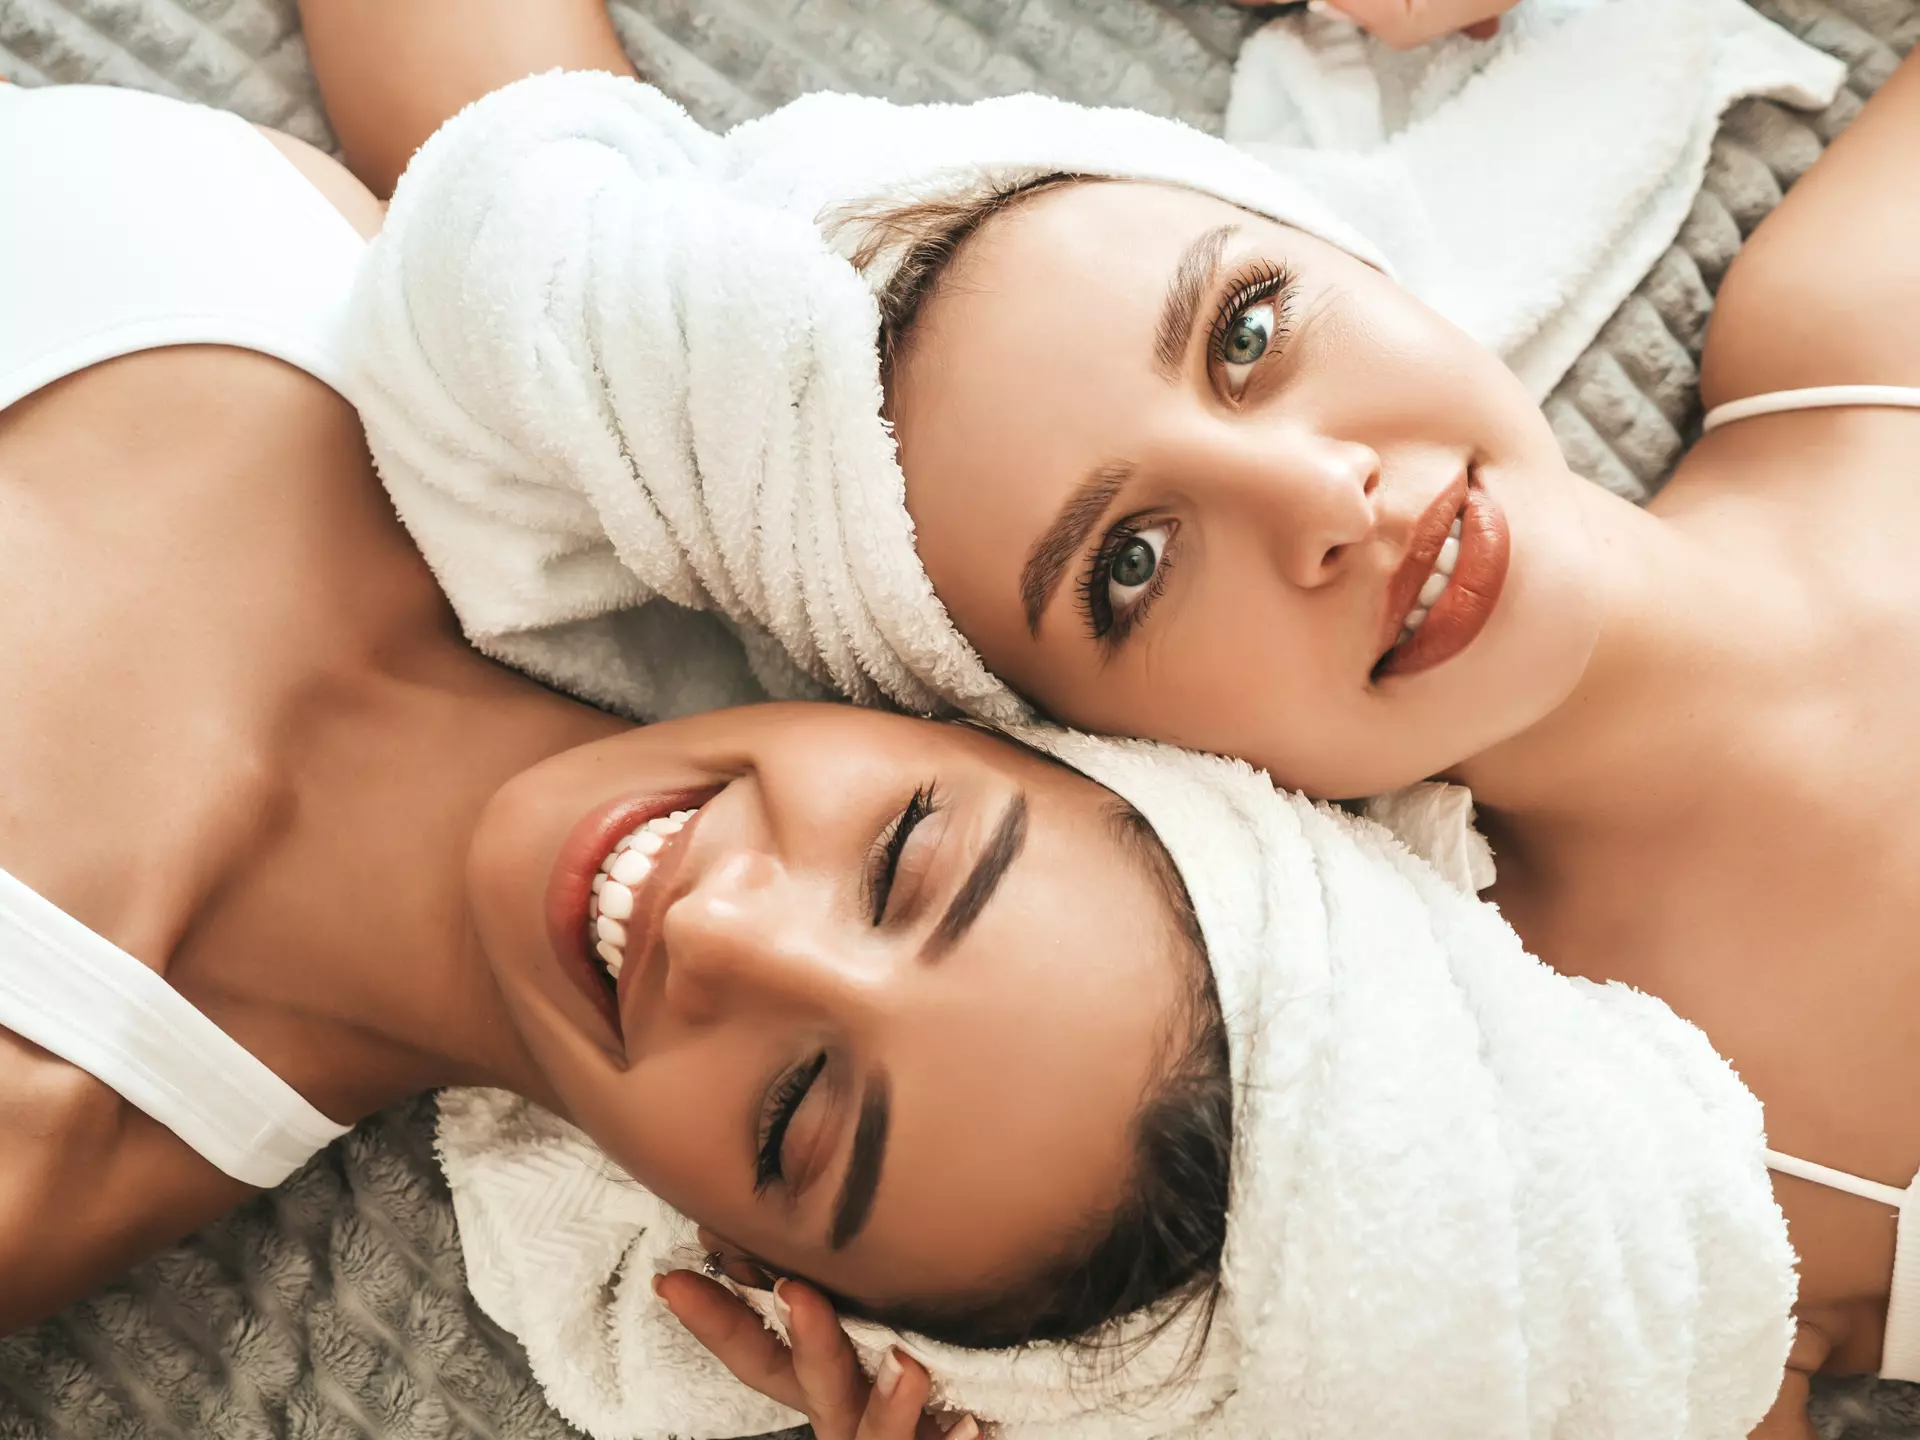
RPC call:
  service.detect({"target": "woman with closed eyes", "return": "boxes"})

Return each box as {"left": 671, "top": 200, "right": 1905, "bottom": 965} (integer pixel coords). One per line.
{"left": 321, "top": 5, "right": 1920, "bottom": 1434}
{"left": 0, "top": 64, "right": 1239, "bottom": 1440}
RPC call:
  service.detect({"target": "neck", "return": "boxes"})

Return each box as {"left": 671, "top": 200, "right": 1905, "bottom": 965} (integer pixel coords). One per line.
{"left": 193, "top": 648, "right": 625, "bottom": 1125}
{"left": 1451, "top": 483, "right": 1765, "bottom": 852}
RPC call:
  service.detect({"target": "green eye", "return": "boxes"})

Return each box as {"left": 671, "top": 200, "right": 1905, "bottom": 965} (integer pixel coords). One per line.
{"left": 1222, "top": 304, "right": 1275, "bottom": 368}
{"left": 1111, "top": 536, "right": 1157, "bottom": 590}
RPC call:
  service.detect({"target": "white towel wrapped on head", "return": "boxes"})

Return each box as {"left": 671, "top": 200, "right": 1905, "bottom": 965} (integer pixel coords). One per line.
{"left": 436, "top": 727, "right": 1797, "bottom": 1440}
{"left": 347, "top": 72, "right": 1379, "bottom": 724}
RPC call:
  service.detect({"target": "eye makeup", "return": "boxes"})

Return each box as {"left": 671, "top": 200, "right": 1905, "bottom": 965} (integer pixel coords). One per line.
{"left": 1206, "top": 258, "right": 1298, "bottom": 379}
{"left": 864, "top": 783, "right": 939, "bottom": 924}
{"left": 754, "top": 1051, "right": 828, "bottom": 1193}
{"left": 1078, "top": 517, "right": 1179, "bottom": 647}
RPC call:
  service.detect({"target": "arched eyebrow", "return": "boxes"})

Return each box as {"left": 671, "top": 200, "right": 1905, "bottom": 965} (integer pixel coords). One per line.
{"left": 829, "top": 1074, "right": 891, "bottom": 1252}
{"left": 923, "top": 794, "right": 1028, "bottom": 960}
{"left": 1153, "top": 223, "right": 1236, "bottom": 381}
{"left": 1019, "top": 464, "right": 1130, "bottom": 636}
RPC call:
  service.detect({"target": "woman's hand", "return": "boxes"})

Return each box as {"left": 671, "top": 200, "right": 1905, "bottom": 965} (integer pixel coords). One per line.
{"left": 655, "top": 1271, "right": 980, "bottom": 1440}
{"left": 1234, "top": 0, "right": 1521, "bottom": 48}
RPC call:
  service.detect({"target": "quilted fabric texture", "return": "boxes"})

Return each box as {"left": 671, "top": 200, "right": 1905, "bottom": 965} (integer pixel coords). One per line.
{"left": 0, "top": 1, "right": 1916, "bottom": 1438}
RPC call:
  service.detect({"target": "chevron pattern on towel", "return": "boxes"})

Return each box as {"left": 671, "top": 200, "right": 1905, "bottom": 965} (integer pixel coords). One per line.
{"left": 0, "top": 1, "right": 1915, "bottom": 1438}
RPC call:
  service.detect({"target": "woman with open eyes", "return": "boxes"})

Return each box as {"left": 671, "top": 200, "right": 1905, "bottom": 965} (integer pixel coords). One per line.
{"left": 868, "top": 51, "right": 1920, "bottom": 1430}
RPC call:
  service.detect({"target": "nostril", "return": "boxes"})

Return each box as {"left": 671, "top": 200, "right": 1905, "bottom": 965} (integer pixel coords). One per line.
{"left": 1322, "top": 543, "right": 1345, "bottom": 571}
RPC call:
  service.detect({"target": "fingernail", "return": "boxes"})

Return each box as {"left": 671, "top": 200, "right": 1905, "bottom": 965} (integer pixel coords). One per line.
{"left": 651, "top": 1275, "right": 665, "bottom": 1299}
{"left": 772, "top": 1277, "right": 792, "bottom": 1330}
{"left": 948, "top": 1416, "right": 980, "bottom": 1440}
{"left": 876, "top": 1347, "right": 903, "bottom": 1399}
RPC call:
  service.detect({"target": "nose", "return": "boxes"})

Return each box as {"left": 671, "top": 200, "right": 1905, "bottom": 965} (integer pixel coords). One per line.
{"left": 1211, "top": 425, "right": 1381, "bottom": 590}
{"left": 657, "top": 846, "right": 890, "bottom": 1027}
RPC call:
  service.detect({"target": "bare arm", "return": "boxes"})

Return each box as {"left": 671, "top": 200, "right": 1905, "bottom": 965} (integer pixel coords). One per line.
{"left": 1750, "top": 1369, "right": 1817, "bottom": 1440}
{"left": 297, "top": 0, "right": 638, "bottom": 198}
{"left": 1701, "top": 46, "right": 1920, "bottom": 408}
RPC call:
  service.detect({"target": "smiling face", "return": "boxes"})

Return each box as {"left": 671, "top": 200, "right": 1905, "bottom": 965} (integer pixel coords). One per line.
{"left": 465, "top": 702, "right": 1193, "bottom": 1321}
{"left": 890, "top": 181, "right": 1606, "bottom": 798}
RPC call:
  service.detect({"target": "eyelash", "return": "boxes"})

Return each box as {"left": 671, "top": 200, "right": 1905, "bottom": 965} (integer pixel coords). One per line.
{"left": 754, "top": 1051, "right": 828, "bottom": 1193}
{"left": 1077, "top": 519, "right": 1178, "bottom": 647}
{"left": 1073, "top": 262, "right": 1297, "bottom": 649}
{"left": 1206, "top": 259, "right": 1298, "bottom": 377}
{"left": 749, "top": 786, "right": 937, "bottom": 1194}
{"left": 864, "top": 783, "right": 938, "bottom": 925}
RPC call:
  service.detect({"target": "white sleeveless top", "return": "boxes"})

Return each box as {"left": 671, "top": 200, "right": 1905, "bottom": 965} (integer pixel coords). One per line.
{"left": 1703, "top": 381, "right": 1920, "bottom": 1382}
{"left": 0, "top": 81, "right": 363, "bottom": 1185}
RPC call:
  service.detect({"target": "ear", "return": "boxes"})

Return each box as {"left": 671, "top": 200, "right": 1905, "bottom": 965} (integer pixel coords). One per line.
{"left": 695, "top": 1225, "right": 781, "bottom": 1290}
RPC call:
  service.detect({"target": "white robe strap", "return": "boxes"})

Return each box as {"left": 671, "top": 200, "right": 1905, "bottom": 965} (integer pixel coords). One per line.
{"left": 1765, "top": 1147, "right": 1920, "bottom": 1383}
{"left": 0, "top": 865, "right": 348, "bottom": 1187}
{"left": 1703, "top": 384, "right": 1920, "bottom": 433}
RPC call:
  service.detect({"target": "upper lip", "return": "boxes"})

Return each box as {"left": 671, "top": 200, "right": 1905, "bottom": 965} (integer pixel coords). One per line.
{"left": 1376, "top": 471, "right": 1470, "bottom": 663}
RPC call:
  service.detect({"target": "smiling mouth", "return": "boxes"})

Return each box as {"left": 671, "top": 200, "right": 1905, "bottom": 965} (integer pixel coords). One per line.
{"left": 1373, "top": 468, "right": 1511, "bottom": 682}
{"left": 545, "top": 785, "right": 720, "bottom": 1040}
{"left": 1394, "top": 512, "right": 1463, "bottom": 648}
{"left": 586, "top": 807, "right": 700, "bottom": 982}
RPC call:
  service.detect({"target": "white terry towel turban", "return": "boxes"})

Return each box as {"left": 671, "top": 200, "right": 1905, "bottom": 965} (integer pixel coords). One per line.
{"left": 345, "top": 0, "right": 1840, "bottom": 730}
{"left": 437, "top": 728, "right": 1797, "bottom": 1440}
{"left": 345, "top": 70, "right": 1379, "bottom": 724}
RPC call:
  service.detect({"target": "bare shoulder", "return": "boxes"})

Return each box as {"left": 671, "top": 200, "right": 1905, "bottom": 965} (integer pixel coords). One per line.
{"left": 0, "top": 1028, "right": 251, "bottom": 1335}
{"left": 252, "top": 125, "right": 386, "bottom": 239}
{"left": 1701, "top": 50, "right": 1920, "bottom": 409}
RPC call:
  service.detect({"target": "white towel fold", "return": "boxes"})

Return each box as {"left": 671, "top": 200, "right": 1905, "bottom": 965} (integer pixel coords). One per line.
{"left": 438, "top": 729, "right": 1797, "bottom": 1440}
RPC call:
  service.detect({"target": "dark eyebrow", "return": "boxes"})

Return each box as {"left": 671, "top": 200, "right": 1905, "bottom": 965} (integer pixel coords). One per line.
{"left": 1018, "top": 462, "right": 1130, "bottom": 636}
{"left": 1153, "top": 223, "right": 1236, "bottom": 382}
{"left": 922, "top": 793, "right": 1028, "bottom": 961}
{"left": 829, "top": 1072, "right": 891, "bottom": 1251}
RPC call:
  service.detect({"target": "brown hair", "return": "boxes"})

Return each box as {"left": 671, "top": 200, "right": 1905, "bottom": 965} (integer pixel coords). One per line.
{"left": 834, "top": 172, "right": 1101, "bottom": 393}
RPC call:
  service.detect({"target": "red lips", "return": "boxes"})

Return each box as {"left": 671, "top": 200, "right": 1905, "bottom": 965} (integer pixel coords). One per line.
{"left": 1375, "top": 470, "right": 1510, "bottom": 681}
{"left": 544, "top": 785, "right": 722, "bottom": 1040}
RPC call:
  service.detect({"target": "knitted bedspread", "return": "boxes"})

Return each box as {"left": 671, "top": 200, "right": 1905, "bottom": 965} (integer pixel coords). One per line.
{"left": 0, "top": 1, "right": 1916, "bottom": 1437}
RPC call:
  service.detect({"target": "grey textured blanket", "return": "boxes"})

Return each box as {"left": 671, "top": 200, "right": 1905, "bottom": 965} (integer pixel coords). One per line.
{"left": 0, "top": 1, "right": 1915, "bottom": 1437}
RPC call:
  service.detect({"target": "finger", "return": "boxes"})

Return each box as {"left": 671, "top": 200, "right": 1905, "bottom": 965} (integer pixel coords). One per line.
{"left": 776, "top": 1279, "right": 871, "bottom": 1439}
{"left": 1322, "top": 0, "right": 1515, "bottom": 48}
{"left": 1464, "top": 17, "right": 1500, "bottom": 39}
{"left": 851, "top": 1346, "right": 933, "bottom": 1440}
{"left": 655, "top": 1271, "right": 806, "bottom": 1414}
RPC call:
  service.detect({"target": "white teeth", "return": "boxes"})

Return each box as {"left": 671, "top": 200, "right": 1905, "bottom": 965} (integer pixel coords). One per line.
{"left": 609, "top": 849, "right": 653, "bottom": 887}
{"left": 1436, "top": 535, "right": 1460, "bottom": 577}
{"left": 1406, "top": 605, "right": 1429, "bottom": 629}
{"left": 589, "top": 804, "right": 702, "bottom": 983}
{"left": 1448, "top": 516, "right": 1462, "bottom": 540}
{"left": 596, "top": 938, "right": 625, "bottom": 976}
{"left": 1418, "top": 569, "right": 1449, "bottom": 608}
